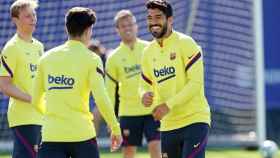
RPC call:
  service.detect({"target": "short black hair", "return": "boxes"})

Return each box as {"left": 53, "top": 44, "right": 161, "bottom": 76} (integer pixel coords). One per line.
{"left": 146, "top": 0, "right": 173, "bottom": 18}
{"left": 65, "top": 7, "right": 96, "bottom": 37}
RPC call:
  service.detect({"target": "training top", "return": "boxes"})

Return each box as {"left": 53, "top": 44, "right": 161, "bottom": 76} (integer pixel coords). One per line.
{"left": 106, "top": 39, "right": 153, "bottom": 116}
{"left": 140, "top": 31, "right": 211, "bottom": 131}
{"left": 0, "top": 34, "right": 44, "bottom": 127}
{"left": 32, "top": 40, "right": 120, "bottom": 142}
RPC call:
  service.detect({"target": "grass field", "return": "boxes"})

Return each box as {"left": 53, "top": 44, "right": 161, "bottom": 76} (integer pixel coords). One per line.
{"left": 1, "top": 149, "right": 279, "bottom": 158}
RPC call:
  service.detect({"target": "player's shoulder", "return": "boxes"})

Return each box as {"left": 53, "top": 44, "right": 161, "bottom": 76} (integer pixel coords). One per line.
{"left": 175, "top": 31, "right": 197, "bottom": 45}
{"left": 137, "top": 38, "right": 150, "bottom": 47}
{"left": 40, "top": 44, "right": 65, "bottom": 63}
{"left": 86, "top": 49, "right": 100, "bottom": 60}
{"left": 84, "top": 49, "right": 103, "bottom": 66}
{"left": 32, "top": 38, "right": 44, "bottom": 49}
{"left": 174, "top": 31, "right": 201, "bottom": 56}
{"left": 3, "top": 35, "right": 18, "bottom": 48}
{"left": 1, "top": 36, "right": 20, "bottom": 54}
{"left": 45, "top": 44, "right": 64, "bottom": 55}
{"left": 142, "top": 40, "right": 154, "bottom": 56}
{"left": 106, "top": 46, "right": 121, "bottom": 62}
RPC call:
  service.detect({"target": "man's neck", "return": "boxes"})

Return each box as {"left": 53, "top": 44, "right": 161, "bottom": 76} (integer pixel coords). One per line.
{"left": 156, "top": 29, "right": 172, "bottom": 46}
{"left": 122, "top": 38, "right": 136, "bottom": 50}
{"left": 69, "top": 37, "right": 86, "bottom": 45}
{"left": 17, "top": 30, "right": 33, "bottom": 43}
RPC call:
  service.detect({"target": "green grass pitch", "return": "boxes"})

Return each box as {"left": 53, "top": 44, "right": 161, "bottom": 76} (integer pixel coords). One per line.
{"left": 1, "top": 149, "right": 279, "bottom": 158}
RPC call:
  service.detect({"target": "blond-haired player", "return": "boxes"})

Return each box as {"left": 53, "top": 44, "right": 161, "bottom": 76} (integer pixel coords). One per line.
{"left": 0, "top": 1, "right": 43, "bottom": 158}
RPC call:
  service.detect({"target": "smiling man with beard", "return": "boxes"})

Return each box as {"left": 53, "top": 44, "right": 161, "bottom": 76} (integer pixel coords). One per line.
{"left": 105, "top": 10, "right": 161, "bottom": 158}
{"left": 140, "top": 0, "right": 211, "bottom": 158}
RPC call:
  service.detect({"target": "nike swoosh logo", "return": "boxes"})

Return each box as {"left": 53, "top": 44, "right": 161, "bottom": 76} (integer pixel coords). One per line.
{"left": 194, "top": 142, "right": 200, "bottom": 148}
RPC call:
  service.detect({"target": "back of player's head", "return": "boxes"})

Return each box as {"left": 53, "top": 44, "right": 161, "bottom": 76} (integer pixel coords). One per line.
{"left": 146, "top": 0, "right": 173, "bottom": 18}
{"left": 114, "top": 9, "right": 136, "bottom": 28}
{"left": 10, "top": 0, "right": 38, "bottom": 18}
{"left": 65, "top": 7, "right": 96, "bottom": 37}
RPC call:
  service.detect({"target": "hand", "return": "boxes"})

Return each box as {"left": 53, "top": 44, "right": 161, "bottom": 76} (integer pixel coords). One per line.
{"left": 110, "top": 134, "right": 122, "bottom": 152}
{"left": 152, "top": 103, "right": 170, "bottom": 121}
{"left": 142, "top": 92, "right": 154, "bottom": 107}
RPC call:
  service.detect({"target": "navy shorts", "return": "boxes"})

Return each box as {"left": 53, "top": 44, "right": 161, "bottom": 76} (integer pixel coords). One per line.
{"left": 11, "top": 125, "right": 41, "bottom": 158}
{"left": 38, "top": 138, "right": 99, "bottom": 158}
{"left": 161, "top": 123, "right": 209, "bottom": 158}
{"left": 120, "top": 115, "right": 160, "bottom": 146}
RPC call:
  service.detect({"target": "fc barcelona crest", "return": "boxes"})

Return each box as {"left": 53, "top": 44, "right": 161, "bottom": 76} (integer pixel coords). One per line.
{"left": 170, "top": 52, "right": 176, "bottom": 60}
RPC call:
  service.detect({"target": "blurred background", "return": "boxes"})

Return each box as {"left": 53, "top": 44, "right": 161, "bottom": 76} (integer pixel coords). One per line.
{"left": 0, "top": 0, "right": 279, "bottom": 158}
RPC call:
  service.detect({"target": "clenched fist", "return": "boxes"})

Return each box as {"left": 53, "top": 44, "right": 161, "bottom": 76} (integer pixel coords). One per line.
{"left": 142, "top": 92, "right": 154, "bottom": 107}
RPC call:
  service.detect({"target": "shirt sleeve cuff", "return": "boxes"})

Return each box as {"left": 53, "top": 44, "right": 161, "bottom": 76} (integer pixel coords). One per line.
{"left": 166, "top": 99, "right": 176, "bottom": 110}
{"left": 111, "top": 123, "right": 121, "bottom": 135}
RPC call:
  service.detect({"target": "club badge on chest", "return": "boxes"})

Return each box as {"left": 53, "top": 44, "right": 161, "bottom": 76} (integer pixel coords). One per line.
{"left": 170, "top": 52, "right": 176, "bottom": 60}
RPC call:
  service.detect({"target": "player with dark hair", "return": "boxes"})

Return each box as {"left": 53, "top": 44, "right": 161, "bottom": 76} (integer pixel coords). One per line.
{"left": 32, "top": 7, "right": 121, "bottom": 158}
{"left": 141, "top": 0, "right": 211, "bottom": 158}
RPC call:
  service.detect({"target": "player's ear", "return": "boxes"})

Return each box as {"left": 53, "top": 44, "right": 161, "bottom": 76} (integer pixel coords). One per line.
{"left": 115, "top": 26, "right": 121, "bottom": 36}
{"left": 11, "top": 17, "right": 18, "bottom": 25}
{"left": 167, "top": 16, "right": 173, "bottom": 28}
{"left": 135, "top": 23, "right": 138, "bottom": 32}
{"left": 167, "top": 16, "right": 173, "bottom": 26}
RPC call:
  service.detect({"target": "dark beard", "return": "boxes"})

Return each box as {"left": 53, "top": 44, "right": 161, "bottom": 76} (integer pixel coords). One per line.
{"left": 149, "top": 23, "right": 168, "bottom": 39}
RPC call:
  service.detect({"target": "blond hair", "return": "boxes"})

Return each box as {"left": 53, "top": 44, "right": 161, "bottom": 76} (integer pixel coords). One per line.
{"left": 10, "top": 0, "right": 38, "bottom": 18}
{"left": 114, "top": 9, "right": 136, "bottom": 28}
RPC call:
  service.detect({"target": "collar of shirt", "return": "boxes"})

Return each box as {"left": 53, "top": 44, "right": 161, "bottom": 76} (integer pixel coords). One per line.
{"left": 65, "top": 40, "right": 87, "bottom": 50}
{"left": 153, "top": 30, "right": 177, "bottom": 49}
{"left": 119, "top": 38, "right": 141, "bottom": 52}
{"left": 14, "top": 33, "right": 36, "bottom": 47}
